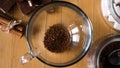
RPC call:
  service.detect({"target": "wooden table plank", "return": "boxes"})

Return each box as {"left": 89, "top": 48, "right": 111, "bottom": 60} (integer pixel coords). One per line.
{"left": 0, "top": 32, "right": 13, "bottom": 68}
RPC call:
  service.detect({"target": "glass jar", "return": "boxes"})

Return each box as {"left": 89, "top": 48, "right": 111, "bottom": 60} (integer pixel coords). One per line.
{"left": 20, "top": 1, "right": 93, "bottom": 67}
{"left": 88, "top": 33, "right": 120, "bottom": 68}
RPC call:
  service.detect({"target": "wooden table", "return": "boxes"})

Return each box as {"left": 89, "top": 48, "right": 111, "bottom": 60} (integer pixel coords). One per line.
{"left": 0, "top": 0, "right": 116, "bottom": 68}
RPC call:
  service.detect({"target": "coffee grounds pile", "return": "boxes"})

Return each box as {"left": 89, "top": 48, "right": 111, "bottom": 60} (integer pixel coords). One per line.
{"left": 44, "top": 24, "right": 70, "bottom": 53}
{"left": 99, "top": 41, "right": 120, "bottom": 68}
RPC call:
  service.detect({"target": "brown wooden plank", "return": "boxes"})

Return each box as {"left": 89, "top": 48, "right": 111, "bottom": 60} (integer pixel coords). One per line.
{"left": 0, "top": 32, "right": 13, "bottom": 68}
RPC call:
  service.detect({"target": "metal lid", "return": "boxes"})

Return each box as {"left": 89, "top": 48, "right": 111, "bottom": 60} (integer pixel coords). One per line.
{"left": 101, "top": 0, "right": 120, "bottom": 31}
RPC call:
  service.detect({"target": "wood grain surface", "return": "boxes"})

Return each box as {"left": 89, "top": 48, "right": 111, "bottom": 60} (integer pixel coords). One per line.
{"left": 0, "top": 0, "right": 116, "bottom": 68}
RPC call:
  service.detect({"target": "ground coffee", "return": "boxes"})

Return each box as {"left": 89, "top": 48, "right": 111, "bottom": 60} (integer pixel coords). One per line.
{"left": 44, "top": 24, "right": 70, "bottom": 53}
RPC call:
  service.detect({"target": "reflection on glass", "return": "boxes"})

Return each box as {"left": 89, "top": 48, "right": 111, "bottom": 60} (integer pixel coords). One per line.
{"left": 69, "top": 25, "right": 80, "bottom": 46}
{"left": 71, "top": 27, "right": 79, "bottom": 34}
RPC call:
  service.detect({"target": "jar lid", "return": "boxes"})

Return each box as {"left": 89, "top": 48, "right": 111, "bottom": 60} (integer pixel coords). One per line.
{"left": 101, "top": 0, "right": 120, "bottom": 31}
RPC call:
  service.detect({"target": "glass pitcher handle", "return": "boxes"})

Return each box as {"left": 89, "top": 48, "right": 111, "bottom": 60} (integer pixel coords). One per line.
{"left": 20, "top": 48, "right": 40, "bottom": 64}
{"left": 20, "top": 51, "right": 34, "bottom": 64}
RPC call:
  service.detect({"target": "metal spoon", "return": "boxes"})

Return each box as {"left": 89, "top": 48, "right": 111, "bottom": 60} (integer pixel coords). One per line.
{"left": 108, "top": 49, "right": 120, "bottom": 65}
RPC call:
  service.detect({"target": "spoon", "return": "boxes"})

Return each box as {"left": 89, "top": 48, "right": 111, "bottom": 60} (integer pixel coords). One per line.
{"left": 108, "top": 49, "right": 120, "bottom": 65}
